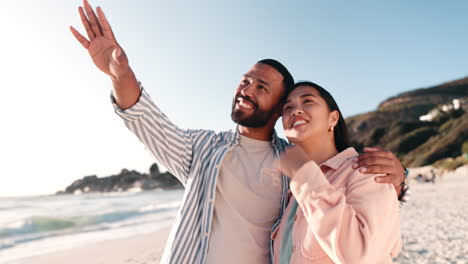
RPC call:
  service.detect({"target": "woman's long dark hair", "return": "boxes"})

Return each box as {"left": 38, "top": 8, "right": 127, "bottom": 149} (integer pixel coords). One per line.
{"left": 292, "top": 81, "right": 351, "bottom": 152}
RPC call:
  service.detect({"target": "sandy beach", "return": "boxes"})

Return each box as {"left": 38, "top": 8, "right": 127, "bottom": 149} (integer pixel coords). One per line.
{"left": 10, "top": 228, "right": 171, "bottom": 264}
{"left": 9, "top": 165, "right": 467, "bottom": 264}
{"left": 394, "top": 165, "right": 468, "bottom": 264}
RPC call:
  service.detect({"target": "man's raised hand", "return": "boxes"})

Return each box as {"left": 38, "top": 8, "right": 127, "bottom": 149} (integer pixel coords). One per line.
{"left": 70, "top": 0, "right": 130, "bottom": 80}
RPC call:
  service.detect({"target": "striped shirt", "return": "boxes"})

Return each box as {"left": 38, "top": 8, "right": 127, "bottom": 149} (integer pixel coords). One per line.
{"left": 112, "top": 87, "right": 290, "bottom": 264}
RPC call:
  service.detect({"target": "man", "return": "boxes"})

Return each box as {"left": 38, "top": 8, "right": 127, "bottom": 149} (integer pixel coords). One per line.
{"left": 70, "top": 1, "right": 407, "bottom": 263}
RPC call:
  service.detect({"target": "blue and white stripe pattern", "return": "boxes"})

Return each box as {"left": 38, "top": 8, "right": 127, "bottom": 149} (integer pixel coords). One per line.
{"left": 112, "top": 86, "right": 290, "bottom": 264}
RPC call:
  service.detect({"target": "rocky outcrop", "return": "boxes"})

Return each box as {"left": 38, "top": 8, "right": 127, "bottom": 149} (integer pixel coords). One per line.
{"left": 57, "top": 164, "right": 183, "bottom": 194}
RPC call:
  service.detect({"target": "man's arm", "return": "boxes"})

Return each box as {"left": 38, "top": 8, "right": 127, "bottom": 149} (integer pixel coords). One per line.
{"left": 111, "top": 86, "right": 198, "bottom": 185}
{"left": 353, "top": 147, "right": 409, "bottom": 201}
{"left": 70, "top": 0, "right": 201, "bottom": 184}
{"left": 70, "top": 0, "right": 140, "bottom": 110}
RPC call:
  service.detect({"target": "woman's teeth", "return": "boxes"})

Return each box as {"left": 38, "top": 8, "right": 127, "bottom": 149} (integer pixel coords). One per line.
{"left": 292, "top": 120, "right": 308, "bottom": 128}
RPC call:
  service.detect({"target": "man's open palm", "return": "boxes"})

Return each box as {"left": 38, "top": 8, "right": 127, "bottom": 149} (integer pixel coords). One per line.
{"left": 70, "top": 0, "right": 129, "bottom": 79}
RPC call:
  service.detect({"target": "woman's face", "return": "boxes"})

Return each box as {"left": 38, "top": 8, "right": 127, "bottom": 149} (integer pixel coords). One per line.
{"left": 282, "top": 85, "right": 338, "bottom": 144}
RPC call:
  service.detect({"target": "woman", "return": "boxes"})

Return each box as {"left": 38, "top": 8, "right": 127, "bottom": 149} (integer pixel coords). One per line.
{"left": 272, "top": 82, "right": 402, "bottom": 263}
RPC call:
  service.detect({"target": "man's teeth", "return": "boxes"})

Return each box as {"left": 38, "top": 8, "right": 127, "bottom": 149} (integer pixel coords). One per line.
{"left": 293, "top": 120, "right": 308, "bottom": 127}
{"left": 239, "top": 100, "right": 253, "bottom": 109}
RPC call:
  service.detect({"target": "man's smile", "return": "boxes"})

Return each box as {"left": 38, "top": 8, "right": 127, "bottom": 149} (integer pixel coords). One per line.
{"left": 236, "top": 97, "right": 257, "bottom": 111}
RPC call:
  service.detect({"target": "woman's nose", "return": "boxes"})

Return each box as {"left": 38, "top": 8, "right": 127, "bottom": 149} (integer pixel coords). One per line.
{"left": 291, "top": 107, "right": 303, "bottom": 116}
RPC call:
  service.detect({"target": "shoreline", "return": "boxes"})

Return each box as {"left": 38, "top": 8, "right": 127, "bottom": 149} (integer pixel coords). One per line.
{"left": 8, "top": 228, "right": 171, "bottom": 264}
{"left": 7, "top": 165, "right": 467, "bottom": 264}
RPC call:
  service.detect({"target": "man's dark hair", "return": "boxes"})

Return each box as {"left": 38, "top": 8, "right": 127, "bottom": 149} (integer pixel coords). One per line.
{"left": 293, "top": 81, "right": 351, "bottom": 152}
{"left": 257, "top": 59, "right": 294, "bottom": 98}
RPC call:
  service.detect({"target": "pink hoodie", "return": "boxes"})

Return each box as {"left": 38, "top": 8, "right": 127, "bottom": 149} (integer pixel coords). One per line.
{"left": 272, "top": 148, "right": 402, "bottom": 264}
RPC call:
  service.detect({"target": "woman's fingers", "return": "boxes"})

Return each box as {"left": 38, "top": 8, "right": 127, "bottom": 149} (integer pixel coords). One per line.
{"left": 83, "top": 0, "right": 103, "bottom": 37}
{"left": 69, "top": 26, "right": 90, "bottom": 49}
{"left": 96, "top": 6, "right": 116, "bottom": 40}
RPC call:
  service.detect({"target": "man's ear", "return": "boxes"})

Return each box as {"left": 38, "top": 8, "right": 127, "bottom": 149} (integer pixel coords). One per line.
{"left": 329, "top": 110, "right": 339, "bottom": 127}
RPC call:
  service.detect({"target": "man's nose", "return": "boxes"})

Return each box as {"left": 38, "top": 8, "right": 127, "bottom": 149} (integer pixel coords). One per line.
{"left": 240, "top": 82, "right": 254, "bottom": 97}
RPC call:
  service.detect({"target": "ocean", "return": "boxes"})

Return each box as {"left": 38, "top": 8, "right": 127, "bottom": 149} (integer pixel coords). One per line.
{"left": 0, "top": 190, "right": 183, "bottom": 263}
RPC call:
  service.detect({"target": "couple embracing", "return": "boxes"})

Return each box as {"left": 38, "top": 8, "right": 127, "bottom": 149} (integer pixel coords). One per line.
{"left": 71, "top": 1, "right": 406, "bottom": 263}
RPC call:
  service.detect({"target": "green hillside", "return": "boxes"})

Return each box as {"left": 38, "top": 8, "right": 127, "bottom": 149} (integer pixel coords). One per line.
{"left": 345, "top": 77, "right": 468, "bottom": 168}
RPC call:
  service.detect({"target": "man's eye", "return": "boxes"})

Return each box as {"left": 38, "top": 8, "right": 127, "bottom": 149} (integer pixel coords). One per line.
{"left": 283, "top": 106, "right": 292, "bottom": 111}
{"left": 240, "top": 79, "right": 251, "bottom": 85}
{"left": 259, "top": 85, "right": 265, "bottom": 90}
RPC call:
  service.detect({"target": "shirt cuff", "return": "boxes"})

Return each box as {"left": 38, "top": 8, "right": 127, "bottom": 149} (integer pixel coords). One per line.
{"left": 290, "top": 161, "right": 331, "bottom": 200}
{"left": 110, "top": 82, "right": 150, "bottom": 122}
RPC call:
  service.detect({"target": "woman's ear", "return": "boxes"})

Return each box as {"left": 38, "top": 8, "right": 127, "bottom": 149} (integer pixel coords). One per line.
{"left": 329, "top": 110, "right": 339, "bottom": 128}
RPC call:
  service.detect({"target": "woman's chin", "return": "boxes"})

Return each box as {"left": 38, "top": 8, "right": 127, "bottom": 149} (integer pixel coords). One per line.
{"left": 285, "top": 135, "right": 305, "bottom": 144}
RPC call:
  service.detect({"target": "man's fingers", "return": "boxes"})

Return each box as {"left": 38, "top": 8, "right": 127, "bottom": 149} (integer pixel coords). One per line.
{"left": 96, "top": 6, "right": 116, "bottom": 40}
{"left": 363, "top": 147, "right": 386, "bottom": 152}
{"left": 78, "top": 7, "right": 95, "bottom": 40}
{"left": 374, "top": 175, "right": 396, "bottom": 183}
{"left": 376, "top": 174, "right": 403, "bottom": 197}
{"left": 70, "top": 26, "right": 90, "bottom": 49}
{"left": 354, "top": 156, "right": 394, "bottom": 169}
{"left": 357, "top": 151, "right": 392, "bottom": 162}
{"left": 358, "top": 165, "right": 394, "bottom": 174}
{"left": 83, "top": 0, "right": 103, "bottom": 37}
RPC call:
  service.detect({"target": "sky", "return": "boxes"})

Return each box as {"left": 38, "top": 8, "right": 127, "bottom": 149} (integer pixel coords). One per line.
{"left": 1, "top": 0, "right": 467, "bottom": 197}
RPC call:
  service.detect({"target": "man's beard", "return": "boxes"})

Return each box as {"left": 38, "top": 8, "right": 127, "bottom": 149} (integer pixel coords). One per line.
{"left": 230, "top": 95, "right": 275, "bottom": 128}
